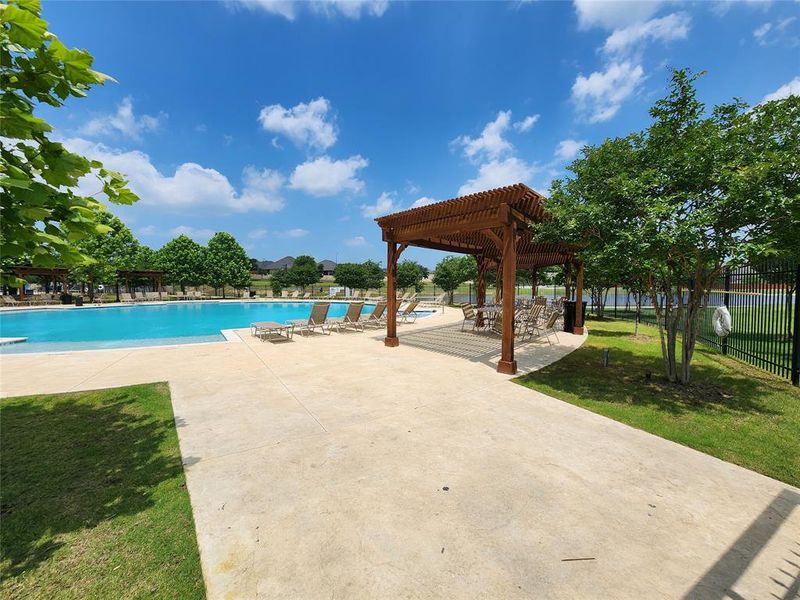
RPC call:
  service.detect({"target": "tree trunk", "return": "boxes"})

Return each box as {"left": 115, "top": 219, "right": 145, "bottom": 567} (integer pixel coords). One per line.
{"left": 678, "top": 285, "right": 705, "bottom": 384}
{"left": 634, "top": 293, "right": 641, "bottom": 336}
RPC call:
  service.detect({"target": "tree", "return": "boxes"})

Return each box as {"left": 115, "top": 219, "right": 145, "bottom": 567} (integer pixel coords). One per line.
{"left": 71, "top": 212, "right": 139, "bottom": 301}
{"left": 134, "top": 245, "right": 158, "bottom": 270}
{"left": 396, "top": 260, "right": 428, "bottom": 293}
{"left": 289, "top": 255, "right": 322, "bottom": 291}
{"left": 270, "top": 268, "right": 291, "bottom": 295}
{"left": 536, "top": 69, "right": 799, "bottom": 384}
{"left": 334, "top": 263, "right": 367, "bottom": 291}
{"left": 157, "top": 235, "right": 205, "bottom": 293}
{"left": 362, "top": 260, "right": 385, "bottom": 290}
{"left": 205, "top": 232, "right": 250, "bottom": 298}
{"left": 432, "top": 255, "right": 473, "bottom": 304}
{"left": 0, "top": 1, "right": 138, "bottom": 284}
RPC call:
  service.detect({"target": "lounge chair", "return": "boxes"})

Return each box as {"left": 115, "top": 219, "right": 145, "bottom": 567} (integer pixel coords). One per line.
{"left": 290, "top": 290, "right": 300, "bottom": 299}
{"left": 331, "top": 301, "right": 365, "bottom": 332}
{"left": 121, "top": 293, "right": 137, "bottom": 303}
{"left": 281, "top": 290, "right": 289, "bottom": 298}
{"left": 145, "top": 291, "right": 161, "bottom": 301}
{"left": 289, "top": 302, "right": 331, "bottom": 336}
{"left": 362, "top": 302, "right": 387, "bottom": 327}
{"left": 531, "top": 311, "right": 561, "bottom": 345}
{"left": 517, "top": 303, "right": 545, "bottom": 339}
{"left": 351, "top": 290, "right": 361, "bottom": 300}
{"left": 397, "top": 300, "right": 419, "bottom": 323}
{"left": 460, "top": 303, "right": 477, "bottom": 331}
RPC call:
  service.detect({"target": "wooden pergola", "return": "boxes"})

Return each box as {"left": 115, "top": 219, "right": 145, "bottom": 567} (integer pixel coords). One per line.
{"left": 9, "top": 266, "right": 70, "bottom": 300}
{"left": 118, "top": 270, "right": 165, "bottom": 299}
{"left": 375, "top": 183, "right": 584, "bottom": 375}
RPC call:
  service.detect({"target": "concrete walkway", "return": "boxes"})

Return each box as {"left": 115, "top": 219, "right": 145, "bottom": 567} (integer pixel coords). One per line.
{"left": 1, "top": 309, "right": 798, "bottom": 599}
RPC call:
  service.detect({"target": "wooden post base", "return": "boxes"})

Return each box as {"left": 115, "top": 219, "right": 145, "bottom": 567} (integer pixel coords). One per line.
{"left": 384, "top": 336, "right": 399, "bottom": 347}
{"left": 573, "top": 326, "right": 585, "bottom": 335}
{"left": 496, "top": 360, "right": 517, "bottom": 375}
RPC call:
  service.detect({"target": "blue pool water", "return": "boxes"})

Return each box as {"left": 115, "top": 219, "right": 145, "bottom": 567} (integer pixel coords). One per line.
{"left": 0, "top": 301, "right": 377, "bottom": 354}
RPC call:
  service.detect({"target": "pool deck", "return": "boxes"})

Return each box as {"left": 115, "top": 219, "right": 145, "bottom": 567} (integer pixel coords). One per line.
{"left": 1, "top": 308, "right": 798, "bottom": 599}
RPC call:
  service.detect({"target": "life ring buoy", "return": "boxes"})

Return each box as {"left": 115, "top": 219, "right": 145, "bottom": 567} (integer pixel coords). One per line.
{"left": 713, "top": 306, "right": 732, "bottom": 338}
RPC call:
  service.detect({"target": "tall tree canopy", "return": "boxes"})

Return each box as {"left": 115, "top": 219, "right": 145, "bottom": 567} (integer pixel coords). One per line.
{"left": 334, "top": 262, "right": 367, "bottom": 291}
{"left": 157, "top": 235, "right": 206, "bottom": 293}
{"left": 432, "top": 255, "right": 473, "bottom": 303}
{"left": 206, "top": 232, "right": 250, "bottom": 297}
{"left": 289, "top": 255, "right": 322, "bottom": 291}
{"left": 536, "top": 69, "right": 800, "bottom": 384}
{"left": 0, "top": 0, "right": 138, "bottom": 282}
{"left": 396, "top": 260, "right": 428, "bottom": 293}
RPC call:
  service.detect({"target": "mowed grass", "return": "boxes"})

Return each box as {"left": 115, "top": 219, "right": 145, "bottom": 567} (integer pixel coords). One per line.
{"left": 0, "top": 383, "right": 204, "bottom": 600}
{"left": 515, "top": 318, "right": 800, "bottom": 487}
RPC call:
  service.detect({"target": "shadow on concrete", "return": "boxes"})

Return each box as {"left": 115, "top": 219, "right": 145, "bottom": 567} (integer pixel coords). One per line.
{"left": 682, "top": 488, "right": 800, "bottom": 600}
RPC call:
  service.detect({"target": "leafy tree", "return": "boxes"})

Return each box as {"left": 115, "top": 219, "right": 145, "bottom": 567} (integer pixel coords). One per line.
{"left": 71, "top": 212, "right": 139, "bottom": 301}
{"left": 205, "top": 232, "right": 250, "bottom": 298}
{"left": 289, "top": 255, "right": 322, "bottom": 291}
{"left": 396, "top": 260, "right": 428, "bottom": 293}
{"left": 432, "top": 255, "right": 473, "bottom": 303}
{"left": 0, "top": 1, "right": 138, "bottom": 283}
{"left": 536, "top": 69, "right": 799, "bottom": 384}
{"left": 134, "top": 245, "right": 158, "bottom": 270}
{"left": 270, "top": 268, "right": 291, "bottom": 295}
{"left": 334, "top": 262, "right": 367, "bottom": 291}
{"left": 362, "top": 260, "right": 385, "bottom": 290}
{"left": 157, "top": 235, "right": 205, "bottom": 293}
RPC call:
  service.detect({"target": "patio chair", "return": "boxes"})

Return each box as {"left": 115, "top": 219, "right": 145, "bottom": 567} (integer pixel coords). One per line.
{"left": 290, "top": 290, "right": 300, "bottom": 299}
{"left": 362, "top": 301, "right": 387, "bottom": 327}
{"left": 517, "top": 303, "right": 544, "bottom": 339}
{"left": 121, "top": 293, "right": 137, "bottom": 303}
{"left": 531, "top": 311, "right": 561, "bottom": 345}
{"left": 289, "top": 302, "right": 331, "bottom": 336}
{"left": 351, "top": 290, "right": 361, "bottom": 300}
{"left": 461, "top": 303, "right": 477, "bottom": 331}
{"left": 397, "top": 300, "right": 419, "bottom": 324}
{"left": 302, "top": 292, "right": 311, "bottom": 299}
{"left": 331, "top": 301, "right": 365, "bottom": 332}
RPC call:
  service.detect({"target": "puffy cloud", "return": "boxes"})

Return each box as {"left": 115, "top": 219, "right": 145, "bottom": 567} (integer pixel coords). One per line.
{"left": 762, "top": 76, "right": 800, "bottom": 103}
{"left": 258, "top": 97, "right": 337, "bottom": 151}
{"left": 753, "top": 17, "right": 798, "bottom": 46}
{"left": 63, "top": 137, "right": 285, "bottom": 214}
{"left": 571, "top": 61, "right": 644, "bottom": 123}
{"left": 169, "top": 225, "right": 215, "bottom": 242}
{"left": 457, "top": 157, "right": 537, "bottom": 196}
{"left": 289, "top": 155, "right": 368, "bottom": 197}
{"left": 344, "top": 235, "right": 368, "bottom": 247}
{"left": 80, "top": 97, "right": 164, "bottom": 141}
{"left": 231, "top": 0, "right": 389, "bottom": 20}
{"left": 573, "top": 0, "right": 666, "bottom": 30}
{"left": 554, "top": 139, "right": 587, "bottom": 162}
{"left": 452, "top": 111, "right": 513, "bottom": 162}
{"left": 603, "top": 13, "right": 691, "bottom": 56}
{"left": 138, "top": 225, "right": 158, "bottom": 236}
{"left": 411, "top": 196, "right": 437, "bottom": 208}
{"left": 513, "top": 114, "right": 540, "bottom": 133}
{"left": 361, "top": 191, "right": 399, "bottom": 218}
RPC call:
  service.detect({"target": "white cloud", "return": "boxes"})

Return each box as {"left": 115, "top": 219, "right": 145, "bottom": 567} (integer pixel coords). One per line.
{"left": 277, "top": 228, "right": 309, "bottom": 238}
{"left": 513, "top": 114, "right": 540, "bottom": 133}
{"left": 232, "top": 0, "right": 389, "bottom": 20}
{"left": 169, "top": 226, "right": 215, "bottom": 243}
{"left": 138, "top": 225, "right": 157, "bottom": 236}
{"left": 712, "top": 0, "right": 774, "bottom": 17}
{"left": 344, "top": 235, "right": 368, "bottom": 247}
{"left": 361, "top": 191, "right": 399, "bottom": 218}
{"left": 289, "top": 155, "right": 368, "bottom": 197}
{"left": 63, "top": 138, "right": 285, "bottom": 214}
{"left": 457, "top": 157, "right": 537, "bottom": 196}
{"left": 452, "top": 111, "right": 513, "bottom": 161}
{"left": 572, "top": 61, "right": 645, "bottom": 123}
{"left": 573, "top": 0, "right": 666, "bottom": 30}
{"left": 248, "top": 228, "right": 269, "bottom": 239}
{"left": 80, "top": 97, "right": 164, "bottom": 141}
{"left": 603, "top": 13, "right": 691, "bottom": 56}
{"left": 554, "top": 139, "right": 587, "bottom": 162}
{"left": 762, "top": 76, "right": 800, "bottom": 103}
{"left": 753, "top": 17, "right": 798, "bottom": 46}
{"left": 411, "top": 196, "right": 437, "bottom": 208}
{"left": 258, "top": 97, "right": 337, "bottom": 151}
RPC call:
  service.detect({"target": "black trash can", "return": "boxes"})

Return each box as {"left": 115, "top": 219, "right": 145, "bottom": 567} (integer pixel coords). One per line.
{"left": 60, "top": 293, "right": 73, "bottom": 305}
{"left": 75, "top": 296, "right": 84, "bottom": 306}
{"left": 563, "top": 300, "right": 587, "bottom": 332}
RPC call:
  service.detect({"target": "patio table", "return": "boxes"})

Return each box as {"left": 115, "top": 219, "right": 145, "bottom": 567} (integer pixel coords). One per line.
{"left": 251, "top": 321, "right": 295, "bottom": 342}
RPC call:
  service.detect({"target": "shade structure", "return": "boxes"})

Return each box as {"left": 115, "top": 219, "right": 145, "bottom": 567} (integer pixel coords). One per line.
{"left": 375, "top": 183, "right": 584, "bottom": 374}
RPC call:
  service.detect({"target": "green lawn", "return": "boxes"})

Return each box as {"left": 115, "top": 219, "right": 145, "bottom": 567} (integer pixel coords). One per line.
{"left": 0, "top": 383, "right": 204, "bottom": 599}
{"left": 515, "top": 318, "right": 800, "bottom": 487}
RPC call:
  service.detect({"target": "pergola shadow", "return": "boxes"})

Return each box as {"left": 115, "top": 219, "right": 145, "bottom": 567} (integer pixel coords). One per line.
{"left": 395, "top": 321, "right": 571, "bottom": 373}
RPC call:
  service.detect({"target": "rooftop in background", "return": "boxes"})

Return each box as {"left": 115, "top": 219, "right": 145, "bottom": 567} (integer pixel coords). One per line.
{"left": 256, "top": 257, "right": 337, "bottom": 274}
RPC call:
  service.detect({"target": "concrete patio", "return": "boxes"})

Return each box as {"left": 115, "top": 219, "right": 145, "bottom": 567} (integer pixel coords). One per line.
{"left": 1, "top": 308, "right": 798, "bottom": 599}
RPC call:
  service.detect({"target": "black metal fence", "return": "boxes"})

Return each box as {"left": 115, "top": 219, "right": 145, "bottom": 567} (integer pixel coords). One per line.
{"left": 588, "top": 260, "right": 800, "bottom": 385}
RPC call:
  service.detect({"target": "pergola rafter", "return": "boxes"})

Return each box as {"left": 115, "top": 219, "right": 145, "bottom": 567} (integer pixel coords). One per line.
{"left": 375, "top": 183, "right": 584, "bottom": 375}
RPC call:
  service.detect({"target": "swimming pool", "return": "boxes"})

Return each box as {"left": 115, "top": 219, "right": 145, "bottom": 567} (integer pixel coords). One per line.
{"left": 0, "top": 301, "right": 379, "bottom": 354}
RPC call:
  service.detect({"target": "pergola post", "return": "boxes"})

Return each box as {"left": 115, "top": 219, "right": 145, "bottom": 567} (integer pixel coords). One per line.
{"left": 158, "top": 275, "right": 163, "bottom": 300}
{"left": 497, "top": 219, "right": 517, "bottom": 375}
{"left": 476, "top": 256, "right": 488, "bottom": 327}
{"left": 574, "top": 260, "right": 585, "bottom": 335}
{"left": 384, "top": 235, "right": 400, "bottom": 347}
{"left": 531, "top": 269, "right": 538, "bottom": 297}
{"left": 563, "top": 261, "right": 572, "bottom": 300}
{"left": 495, "top": 262, "right": 503, "bottom": 303}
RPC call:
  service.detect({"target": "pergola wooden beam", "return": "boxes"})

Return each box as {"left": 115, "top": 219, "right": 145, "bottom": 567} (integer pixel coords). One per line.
{"left": 375, "top": 183, "right": 581, "bottom": 375}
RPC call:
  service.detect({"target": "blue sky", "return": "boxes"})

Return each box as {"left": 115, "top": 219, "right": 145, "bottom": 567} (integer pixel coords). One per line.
{"left": 46, "top": 0, "right": 799, "bottom": 267}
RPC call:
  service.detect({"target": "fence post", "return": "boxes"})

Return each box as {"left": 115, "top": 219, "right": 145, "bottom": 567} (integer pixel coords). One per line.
{"left": 722, "top": 267, "right": 730, "bottom": 356}
{"left": 614, "top": 284, "right": 618, "bottom": 318}
{"left": 792, "top": 265, "right": 800, "bottom": 386}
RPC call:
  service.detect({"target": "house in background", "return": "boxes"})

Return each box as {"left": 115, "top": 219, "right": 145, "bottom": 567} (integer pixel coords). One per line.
{"left": 319, "top": 260, "right": 336, "bottom": 276}
{"left": 256, "top": 256, "right": 337, "bottom": 276}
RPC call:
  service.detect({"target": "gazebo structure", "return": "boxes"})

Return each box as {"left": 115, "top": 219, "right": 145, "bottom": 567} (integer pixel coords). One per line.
{"left": 9, "top": 266, "right": 70, "bottom": 300}
{"left": 117, "top": 270, "right": 165, "bottom": 299}
{"left": 375, "top": 183, "right": 583, "bottom": 375}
